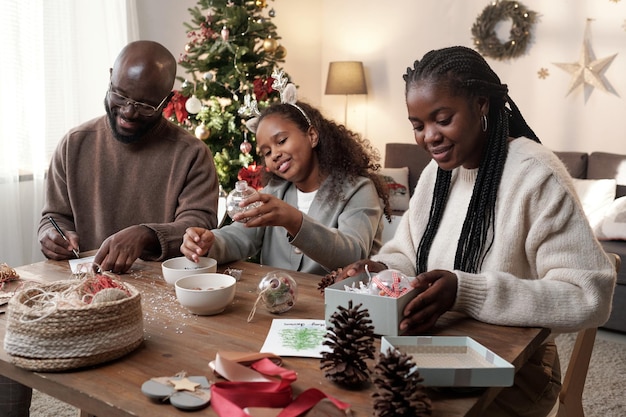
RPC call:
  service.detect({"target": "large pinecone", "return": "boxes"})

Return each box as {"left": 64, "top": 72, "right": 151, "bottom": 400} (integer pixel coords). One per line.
{"left": 320, "top": 300, "right": 375, "bottom": 387}
{"left": 372, "top": 348, "right": 432, "bottom": 417}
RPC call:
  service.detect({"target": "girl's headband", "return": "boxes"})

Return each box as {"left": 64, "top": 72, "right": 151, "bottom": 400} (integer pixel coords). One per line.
{"left": 238, "top": 69, "right": 311, "bottom": 133}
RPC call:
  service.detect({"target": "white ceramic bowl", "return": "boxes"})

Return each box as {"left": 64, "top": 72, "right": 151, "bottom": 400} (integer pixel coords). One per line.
{"left": 161, "top": 257, "right": 217, "bottom": 286}
{"left": 175, "top": 273, "right": 236, "bottom": 316}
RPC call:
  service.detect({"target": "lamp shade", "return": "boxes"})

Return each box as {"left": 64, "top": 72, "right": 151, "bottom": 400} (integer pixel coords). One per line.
{"left": 325, "top": 61, "right": 367, "bottom": 95}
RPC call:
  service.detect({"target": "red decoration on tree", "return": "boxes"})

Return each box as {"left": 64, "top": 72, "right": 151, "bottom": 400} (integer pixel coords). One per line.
{"left": 163, "top": 91, "right": 189, "bottom": 124}
{"left": 253, "top": 77, "right": 275, "bottom": 101}
{"left": 237, "top": 163, "right": 265, "bottom": 190}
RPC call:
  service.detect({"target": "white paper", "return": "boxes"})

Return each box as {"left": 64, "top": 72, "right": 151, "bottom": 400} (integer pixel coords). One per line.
{"left": 260, "top": 319, "right": 330, "bottom": 358}
{"left": 69, "top": 255, "right": 96, "bottom": 273}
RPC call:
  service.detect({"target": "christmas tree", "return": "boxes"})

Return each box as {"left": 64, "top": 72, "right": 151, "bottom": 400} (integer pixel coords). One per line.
{"left": 164, "top": 0, "right": 290, "bottom": 191}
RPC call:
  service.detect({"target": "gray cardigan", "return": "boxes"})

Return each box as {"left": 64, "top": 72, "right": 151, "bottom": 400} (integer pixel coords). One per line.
{"left": 209, "top": 175, "right": 384, "bottom": 276}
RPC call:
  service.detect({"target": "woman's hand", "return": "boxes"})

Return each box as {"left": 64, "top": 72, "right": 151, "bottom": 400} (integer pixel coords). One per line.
{"left": 400, "top": 270, "right": 458, "bottom": 334}
{"left": 335, "top": 259, "right": 387, "bottom": 282}
{"left": 232, "top": 193, "right": 303, "bottom": 238}
{"left": 181, "top": 227, "right": 215, "bottom": 262}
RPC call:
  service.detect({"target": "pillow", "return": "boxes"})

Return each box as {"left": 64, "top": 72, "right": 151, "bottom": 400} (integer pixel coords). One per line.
{"left": 595, "top": 196, "right": 626, "bottom": 240}
{"left": 380, "top": 167, "right": 410, "bottom": 211}
{"left": 572, "top": 178, "right": 616, "bottom": 229}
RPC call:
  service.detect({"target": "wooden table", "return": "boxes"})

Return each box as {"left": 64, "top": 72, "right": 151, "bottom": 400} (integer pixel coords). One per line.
{"left": 0, "top": 257, "right": 550, "bottom": 417}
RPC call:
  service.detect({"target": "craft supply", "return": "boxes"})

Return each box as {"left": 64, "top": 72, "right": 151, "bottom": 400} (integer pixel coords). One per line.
{"left": 226, "top": 180, "right": 261, "bottom": 222}
{"left": 248, "top": 271, "right": 298, "bottom": 322}
{"left": 47, "top": 216, "right": 80, "bottom": 258}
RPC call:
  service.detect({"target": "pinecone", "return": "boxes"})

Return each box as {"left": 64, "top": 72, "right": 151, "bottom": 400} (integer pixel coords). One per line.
{"left": 320, "top": 300, "right": 375, "bottom": 387}
{"left": 318, "top": 268, "right": 342, "bottom": 294}
{"left": 372, "top": 348, "right": 432, "bottom": 417}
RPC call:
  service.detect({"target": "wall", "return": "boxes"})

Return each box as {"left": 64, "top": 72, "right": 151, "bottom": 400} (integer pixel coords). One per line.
{"left": 135, "top": 0, "right": 626, "bottom": 158}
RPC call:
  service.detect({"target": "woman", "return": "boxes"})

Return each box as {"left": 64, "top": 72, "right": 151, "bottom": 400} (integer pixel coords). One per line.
{"left": 339, "top": 46, "right": 615, "bottom": 416}
{"left": 181, "top": 79, "right": 390, "bottom": 276}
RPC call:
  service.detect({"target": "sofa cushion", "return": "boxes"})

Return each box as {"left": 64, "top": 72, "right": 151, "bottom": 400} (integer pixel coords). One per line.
{"left": 572, "top": 178, "right": 616, "bottom": 229}
{"left": 384, "top": 143, "right": 432, "bottom": 196}
{"left": 380, "top": 167, "right": 410, "bottom": 212}
{"left": 587, "top": 152, "right": 626, "bottom": 198}
{"left": 595, "top": 196, "right": 626, "bottom": 242}
{"left": 553, "top": 151, "right": 588, "bottom": 179}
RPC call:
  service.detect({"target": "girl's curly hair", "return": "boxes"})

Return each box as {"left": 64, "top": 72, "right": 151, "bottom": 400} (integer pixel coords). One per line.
{"left": 256, "top": 101, "right": 391, "bottom": 221}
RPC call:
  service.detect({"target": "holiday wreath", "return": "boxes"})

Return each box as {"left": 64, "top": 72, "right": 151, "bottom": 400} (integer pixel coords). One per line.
{"left": 471, "top": 1, "right": 537, "bottom": 60}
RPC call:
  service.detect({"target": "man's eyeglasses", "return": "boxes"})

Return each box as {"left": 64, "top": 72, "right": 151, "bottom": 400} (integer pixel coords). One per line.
{"left": 107, "top": 84, "right": 170, "bottom": 117}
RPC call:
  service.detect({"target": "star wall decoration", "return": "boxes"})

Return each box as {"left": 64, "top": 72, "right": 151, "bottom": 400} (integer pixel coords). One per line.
{"left": 553, "top": 19, "right": 617, "bottom": 99}
{"left": 537, "top": 68, "right": 549, "bottom": 79}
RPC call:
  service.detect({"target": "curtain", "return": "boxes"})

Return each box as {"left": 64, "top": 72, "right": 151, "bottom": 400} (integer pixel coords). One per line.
{"left": 0, "top": 0, "right": 138, "bottom": 268}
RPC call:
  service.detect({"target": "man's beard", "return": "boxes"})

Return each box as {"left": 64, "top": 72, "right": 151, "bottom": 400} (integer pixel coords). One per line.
{"left": 104, "top": 98, "right": 156, "bottom": 144}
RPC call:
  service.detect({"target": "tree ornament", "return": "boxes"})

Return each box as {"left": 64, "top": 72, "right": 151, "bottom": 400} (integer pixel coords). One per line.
{"left": 320, "top": 300, "right": 375, "bottom": 387}
{"left": 195, "top": 124, "right": 210, "bottom": 140}
{"left": 263, "top": 36, "right": 278, "bottom": 53}
{"left": 203, "top": 72, "right": 214, "bottom": 81}
{"left": 185, "top": 43, "right": 193, "bottom": 53}
{"left": 553, "top": 19, "right": 617, "bottom": 98}
{"left": 275, "top": 45, "right": 287, "bottom": 59}
{"left": 185, "top": 95, "right": 202, "bottom": 114}
{"left": 471, "top": 1, "right": 537, "bottom": 60}
{"left": 256, "top": 271, "right": 298, "bottom": 313}
{"left": 372, "top": 349, "right": 432, "bottom": 417}
{"left": 255, "top": 0, "right": 267, "bottom": 8}
{"left": 268, "top": 8, "right": 276, "bottom": 18}
{"left": 240, "top": 138, "right": 252, "bottom": 154}
{"left": 221, "top": 26, "right": 230, "bottom": 41}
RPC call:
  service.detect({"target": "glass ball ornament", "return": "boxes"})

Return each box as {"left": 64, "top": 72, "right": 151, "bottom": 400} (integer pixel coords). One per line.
{"left": 240, "top": 139, "right": 252, "bottom": 154}
{"left": 275, "top": 45, "right": 287, "bottom": 59}
{"left": 195, "top": 124, "right": 210, "bottom": 140}
{"left": 257, "top": 271, "right": 298, "bottom": 313}
{"left": 262, "top": 37, "right": 278, "bottom": 53}
{"left": 185, "top": 95, "right": 202, "bottom": 114}
{"left": 226, "top": 180, "right": 261, "bottom": 222}
{"left": 221, "top": 26, "right": 230, "bottom": 41}
{"left": 203, "top": 72, "right": 214, "bottom": 82}
{"left": 268, "top": 8, "right": 276, "bottom": 18}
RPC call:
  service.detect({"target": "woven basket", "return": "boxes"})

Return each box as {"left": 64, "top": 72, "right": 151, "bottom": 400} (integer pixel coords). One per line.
{"left": 3, "top": 279, "right": 144, "bottom": 372}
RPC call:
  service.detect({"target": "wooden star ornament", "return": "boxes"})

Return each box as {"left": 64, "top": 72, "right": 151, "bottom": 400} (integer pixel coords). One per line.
{"left": 169, "top": 377, "right": 200, "bottom": 392}
{"left": 553, "top": 19, "right": 617, "bottom": 98}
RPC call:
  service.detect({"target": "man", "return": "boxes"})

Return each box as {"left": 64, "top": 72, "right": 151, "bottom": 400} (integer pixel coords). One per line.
{"left": 1, "top": 40, "right": 219, "bottom": 416}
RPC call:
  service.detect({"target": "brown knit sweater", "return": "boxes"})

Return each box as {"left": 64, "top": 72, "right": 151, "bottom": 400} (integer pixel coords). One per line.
{"left": 38, "top": 115, "right": 219, "bottom": 261}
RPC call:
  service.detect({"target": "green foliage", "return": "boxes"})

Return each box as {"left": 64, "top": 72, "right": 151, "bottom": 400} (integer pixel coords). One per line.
{"left": 170, "top": 0, "right": 290, "bottom": 191}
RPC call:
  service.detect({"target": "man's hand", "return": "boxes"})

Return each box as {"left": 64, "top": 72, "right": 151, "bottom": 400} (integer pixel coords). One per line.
{"left": 40, "top": 229, "right": 79, "bottom": 261}
{"left": 94, "top": 225, "right": 157, "bottom": 274}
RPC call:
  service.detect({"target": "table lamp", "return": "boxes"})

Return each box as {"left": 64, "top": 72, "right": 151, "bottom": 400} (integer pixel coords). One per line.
{"left": 325, "top": 61, "right": 367, "bottom": 125}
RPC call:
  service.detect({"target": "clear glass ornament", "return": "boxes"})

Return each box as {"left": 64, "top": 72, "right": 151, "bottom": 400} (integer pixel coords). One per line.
{"left": 258, "top": 271, "right": 298, "bottom": 313}
{"left": 226, "top": 180, "right": 261, "bottom": 222}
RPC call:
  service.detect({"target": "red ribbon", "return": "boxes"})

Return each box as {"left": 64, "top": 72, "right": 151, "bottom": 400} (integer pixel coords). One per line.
{"left": 210, "top": 358, "right": 350, "bottom": 417}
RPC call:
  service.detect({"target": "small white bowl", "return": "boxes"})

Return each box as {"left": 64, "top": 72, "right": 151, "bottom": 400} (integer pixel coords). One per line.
{"left": 175, "top": 273, "right": 236, "bottom": 316}
{"left": 161, "top": 256, "right": 217, "bottom": 286}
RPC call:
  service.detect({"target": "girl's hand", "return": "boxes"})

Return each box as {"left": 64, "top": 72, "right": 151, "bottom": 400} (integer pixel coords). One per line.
{"left": 400, "top": 270, "right": 457, "bottom": 333}
{"left": 335, "top": 259, "right": 387, "bottom": 282}
{"left": 181, "top": 227, "right": 215, "bottom": 262}
{"left": 232, "top": 193, "right": 303, "bottom": 238}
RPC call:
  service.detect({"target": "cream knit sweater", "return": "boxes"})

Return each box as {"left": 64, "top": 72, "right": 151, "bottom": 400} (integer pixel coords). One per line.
{"left": 373, "top": 138, "right": 616, "bottom": 333}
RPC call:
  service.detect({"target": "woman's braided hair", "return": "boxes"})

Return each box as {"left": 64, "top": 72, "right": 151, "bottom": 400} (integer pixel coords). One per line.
{"left": 257, "top": 101, "right": 392, "bottom": 221}
{"left": 404, "top": 46, "right": 540, "bottom": 274}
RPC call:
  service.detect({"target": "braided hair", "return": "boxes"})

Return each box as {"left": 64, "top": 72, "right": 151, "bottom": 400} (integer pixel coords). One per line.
{"left": 404, "top": 46, "right": 540, "bottom": 274}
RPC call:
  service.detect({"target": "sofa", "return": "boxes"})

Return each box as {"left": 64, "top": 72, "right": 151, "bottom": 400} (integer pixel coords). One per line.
{"left": 382, "top": 142, "right": 625, "bottom": 333}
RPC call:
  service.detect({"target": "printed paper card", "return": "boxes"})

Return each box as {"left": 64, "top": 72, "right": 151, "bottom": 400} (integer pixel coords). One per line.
{"left": 260, "top": 319, "right": 330, "bottom": 358}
